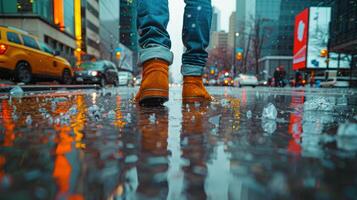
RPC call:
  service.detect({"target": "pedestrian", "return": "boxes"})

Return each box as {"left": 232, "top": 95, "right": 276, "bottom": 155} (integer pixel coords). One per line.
{"left": 135, "top": 0, "right": 213, "bottom": 106}
{"left": 273, "top": 67, "right": 280, "bottom": 87}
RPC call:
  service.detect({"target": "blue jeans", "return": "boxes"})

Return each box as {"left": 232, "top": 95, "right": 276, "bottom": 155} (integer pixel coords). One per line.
{"left": 137, "top": 0, "right": 212, "bottom": 76}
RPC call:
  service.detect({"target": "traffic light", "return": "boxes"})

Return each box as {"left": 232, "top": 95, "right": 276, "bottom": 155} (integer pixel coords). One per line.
{"left": 320, "top": 49, "right": 328, "bottom": 57}
{"left": 236, "top": 52, "right": 243, "bottom": 61}
{"left": 115, "top": 51, "right": 121, "bottom": 60}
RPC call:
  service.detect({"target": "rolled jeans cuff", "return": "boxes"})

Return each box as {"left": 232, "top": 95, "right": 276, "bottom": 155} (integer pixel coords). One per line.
{"left": 139, "top": 46, "right": 174, "bottom": 66}
{"left": 181, "top": 64, "right": 204, "bottom": 76}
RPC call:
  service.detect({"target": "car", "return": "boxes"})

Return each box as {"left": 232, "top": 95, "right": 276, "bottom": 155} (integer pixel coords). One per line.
{"left": 217, "top": 72, "right": 234, "bottom": 86}
{"left": 74, "top": 60, "right": 119, "bottom": 87}
{"left": 203, "top": 78, "right": 208, "bottom": 85}
{"left": 258, "top": 80, "right": 268, "bottom": 86}
{"left": 208, "top": 79, "right": 217, "bottom": 86}
{"left": 118, "top": 71, "right": 134, "bottom": 86}
{"left": 319, "top": 71, "right": 350, "bottom": 88}
{"left": 0, "top": 26, "right": 73, "bottom": 84}
{"left": 133, "top": 75, "right": 142, "bottom": 86}
{"left": 234, "top": 74, "right": 258, "bottom": 87}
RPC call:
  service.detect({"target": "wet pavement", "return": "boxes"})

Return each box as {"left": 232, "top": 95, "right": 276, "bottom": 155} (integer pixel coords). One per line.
{"left": 0, "top": 86, "right": 357, "bottom": 200}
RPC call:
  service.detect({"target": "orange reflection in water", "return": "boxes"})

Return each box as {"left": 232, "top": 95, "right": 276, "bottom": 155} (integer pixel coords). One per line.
{"left": 52, "top": 95, "right": 85, "bottom": 200}
{"left": 73, "top": 95, "right": 86, "bottom": 149}
{"left": 0, "top": 155, "right": 5, "bottom": 180}
{"left": 114, "top": 96, "right": 126, "bottom": 128}
{"left": 53, "top": 123, "right": 73, "bottom": 195}
{"left": 1, "top": 100, "right": 15, "bottom": 147}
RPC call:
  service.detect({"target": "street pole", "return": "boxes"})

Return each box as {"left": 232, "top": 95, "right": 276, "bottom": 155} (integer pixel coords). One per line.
{"left": 110, "top": 44, "right": 113, "bottom": 61}
{"left": 233, "top": 33, "right": 237, "bottom": 77}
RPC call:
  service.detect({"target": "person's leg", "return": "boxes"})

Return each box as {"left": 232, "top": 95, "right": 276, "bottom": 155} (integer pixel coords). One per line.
{"left": 181, "top": 0, "right": 213, "bottom": 102}
{"left": 136, "top": 0, "right": 174, "bottom": 106}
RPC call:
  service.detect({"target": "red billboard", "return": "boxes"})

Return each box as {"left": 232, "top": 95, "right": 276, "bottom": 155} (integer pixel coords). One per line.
{"left": 293, "top": 8, "right": 309, "bottom": 70}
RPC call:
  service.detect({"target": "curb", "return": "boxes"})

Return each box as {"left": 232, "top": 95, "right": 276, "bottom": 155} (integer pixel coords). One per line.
{"left": 0, "top": 84, "right": 100, "bottom": 93}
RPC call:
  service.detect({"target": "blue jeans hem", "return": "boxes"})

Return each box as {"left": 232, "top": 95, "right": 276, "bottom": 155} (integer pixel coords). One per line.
{"left": 181, "top": 64, "right": 204, "bottom": 76}
{"left": 139, "top": 46, "right": 174, "bottom": 65}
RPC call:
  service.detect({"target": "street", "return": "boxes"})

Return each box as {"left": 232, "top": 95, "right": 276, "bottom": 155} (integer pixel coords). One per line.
{"left": 0, "top": 86, "right": 356, "bottom": 199}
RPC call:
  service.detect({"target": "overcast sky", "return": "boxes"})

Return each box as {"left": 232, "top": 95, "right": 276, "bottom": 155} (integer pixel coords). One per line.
{"left": 167, "top": 0, "right": 236, "bottom": 83}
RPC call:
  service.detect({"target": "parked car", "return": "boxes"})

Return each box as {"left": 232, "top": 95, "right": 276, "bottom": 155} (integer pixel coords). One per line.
{"left": 218, "top": 73, "right": 234, "bottom": 86}
{"left": 74, "top": 60, "right": 119, "bottom": 87}
{"left": 118, "top": 71, "right": 134, "bottom": 86}
{"left": 258, "top": 80, "right": 268, "bottom": 86}
{"left": 208, "top": 79, "right": 217, "bottom": 86}
{"left": 234, "top": 74, "right": 258, "bottom": 87}
{"left": 0, "top": 26, "right": 73, "bottom": 84}
{"left": 319, "top": 70, "right": 350, "bottom": 88}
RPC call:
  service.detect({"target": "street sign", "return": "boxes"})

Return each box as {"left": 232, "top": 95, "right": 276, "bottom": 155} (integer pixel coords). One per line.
{"left": 236, "top": 48, "right": 243, "bottom": 53}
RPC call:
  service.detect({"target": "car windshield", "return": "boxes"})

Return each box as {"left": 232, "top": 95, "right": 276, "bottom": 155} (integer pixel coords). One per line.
{"left": 80, "top": 62, "right": 103, "bottom": 70}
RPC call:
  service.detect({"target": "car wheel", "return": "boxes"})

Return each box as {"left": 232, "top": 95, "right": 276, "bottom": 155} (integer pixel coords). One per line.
{"left": 62, "top": 69, "right": 72, "bottom": 85}
{"left": 100, "top": 77, "right": 107, "bottom": 87}
{"left": 15, "top": 62, "right": 32, "bottom": 84}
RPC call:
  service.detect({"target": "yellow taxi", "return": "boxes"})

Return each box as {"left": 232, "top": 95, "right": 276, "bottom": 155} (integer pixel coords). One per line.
{"left": 0, "top": 26, "right": 73, "bottom": 84}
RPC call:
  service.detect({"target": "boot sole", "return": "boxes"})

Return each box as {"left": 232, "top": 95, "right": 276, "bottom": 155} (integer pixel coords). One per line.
{"left": 139, "top": 89, "right": 169, "bottom": 106}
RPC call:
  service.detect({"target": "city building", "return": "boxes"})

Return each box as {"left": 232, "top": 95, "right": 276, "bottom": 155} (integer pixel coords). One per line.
{"left": 208, "top": 6, "right": 221, "bottom": 50}
{"left": 99, "top": 0, "right": 120, "bottom": 62}
{"left": 228, "top": 12, "right": 236, "bottom": 49}
{"left": 211, "top": 6, "right": 221, "bottom": 32}
{"left": 81, "top": 0, "right": 101, "bottom": 60}
{"left": 0, "top": 0, "right": 77, "bottom": 65}
{"left": 319, "top": 0, "right": 356, "bottom": 86}
{"left": 120, "top": 0, "right": 137, "bottom": 52}
{"left": 119, "top": 0, "right": 138, "bottom": 73}
{"left": 328, "top": 0, "right": 356, "bottom": 66}
{"left": 211, "top": 31, "right": 228, "bottom": 49}
{"left": 236, "top": 0, "right": 320, "bottom": 79}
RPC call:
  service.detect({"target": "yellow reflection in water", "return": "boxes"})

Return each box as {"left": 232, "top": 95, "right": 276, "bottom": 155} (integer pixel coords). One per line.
{"left": 73, "top": 95, "right": 87, "bottom": 149}
{"left": 114, "top": 96, "right": 126, "bottom": 128}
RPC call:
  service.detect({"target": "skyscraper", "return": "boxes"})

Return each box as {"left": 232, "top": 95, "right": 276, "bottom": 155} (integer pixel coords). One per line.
{"left": 228, "top": 12, "right": 236, "bottom": 49}
{"left": 211, "top": 6, "right": 221, "bottom": 32}
{"left": 211, "top": 31, "right": 229, "bottom": 49}
{"left": 120, "top": 0, "right": 138, "bottom": 52}
{"left": 81, "top": 0, "right": 101, "bottom": 60}
{"left": 236, "top": 0, "right": 320, "bottom": 78}
{"left": 99, "top": 0, "right": 120, "bottom": 62}
{"left": 208, "top": 6, "right": 221, "bottom": 50}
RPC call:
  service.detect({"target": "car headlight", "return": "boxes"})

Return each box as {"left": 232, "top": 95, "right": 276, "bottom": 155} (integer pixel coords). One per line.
{"left": 90, "top": 71, "right": 98, "bottom": 76}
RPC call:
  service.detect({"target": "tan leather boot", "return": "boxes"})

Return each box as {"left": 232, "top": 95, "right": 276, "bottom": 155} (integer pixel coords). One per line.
{"left": 182, "top": 76, "right": 212, "bottom": 103}
{"left": 135, "top": 59, "right": 169, "bottom": 106}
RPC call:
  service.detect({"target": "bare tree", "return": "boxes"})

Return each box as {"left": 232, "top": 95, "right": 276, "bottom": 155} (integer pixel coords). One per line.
{"left": 246, "top": 16, "right": 273, "bottom": 75}
{"left": 207, "top": 47, "right": 233, "bottom": 72}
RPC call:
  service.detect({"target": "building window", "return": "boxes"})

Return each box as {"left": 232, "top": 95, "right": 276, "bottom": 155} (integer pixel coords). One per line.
{"left": 63, "top": 0, "right": 74, "bottom": 35}
{"left": 0, "top": 0, "right": 53, "bottom": 23}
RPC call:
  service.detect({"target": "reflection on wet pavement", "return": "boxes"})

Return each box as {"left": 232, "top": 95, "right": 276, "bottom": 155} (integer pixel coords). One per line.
{"left": 0, "top": 87, "right": 357, "bottom": 200}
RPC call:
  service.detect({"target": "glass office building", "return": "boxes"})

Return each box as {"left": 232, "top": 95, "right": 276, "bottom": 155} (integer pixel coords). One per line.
{"left": 120, "top": 0, "right": 138, "bottom": 52}
{"left": 0, "top": 0, "right": 54, "bottom": 23}
{"left": 63, "top": 0, "right": 75, "bottom": 35}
